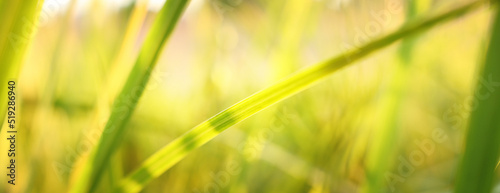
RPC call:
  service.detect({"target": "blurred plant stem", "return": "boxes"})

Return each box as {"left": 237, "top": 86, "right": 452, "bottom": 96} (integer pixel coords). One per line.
{"left": 361, "top": 0, "right": 429, "bottom": 192}
{"left": 105, "top": 0, "right": 150, "bottom": 101}
{"left": 454, "top": 3, "right": 500, "bottom": 193}
{"left": 0, "top": 0, "right": 44, "bottom": 130}
{"left": 69, "top": 0, "right": 191, "bottom": 192}
{"left": 269, "top": 0, "right": 314, "bottom": 81}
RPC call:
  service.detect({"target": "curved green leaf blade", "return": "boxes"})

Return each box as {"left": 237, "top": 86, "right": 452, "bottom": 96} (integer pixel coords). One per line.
{"left": 69, "top": 0, "right": 191, "bottom": 192}
{"left": 115, "top": 1, "right": 488, "bottom": 192}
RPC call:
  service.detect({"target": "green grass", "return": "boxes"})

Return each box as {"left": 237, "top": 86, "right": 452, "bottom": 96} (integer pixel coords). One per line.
{"left": 0, "top": 0, "right": 44, "bottom": 131}
{"left": 111, "top": 1, "right": 489, "bottom": 192}
{"left": 361, "top": 1, "right": 423, "bottom": 192}
{"left": 69, "top": 0, "right": 191, "bottom": 192}
{"left": 454, "top": 3, "right": 500, "bottom": 193}
{"left": 1, "top": 0, "right": 497, "bottom": 192}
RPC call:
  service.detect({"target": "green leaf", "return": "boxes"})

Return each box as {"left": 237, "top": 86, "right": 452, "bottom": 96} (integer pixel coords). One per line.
{"left": 454, "top": 4, "right": 500, "bottom": 193}
{"left": 362, "top": 1, "right": 426, "bottom": 192}
{"left": 114, "top": 1, "right": 488, "bottom": 193}
{"left": 0, "top": 0, "right": 44, "bottom": 130}
{"left": 69, "top": 0, "right": 191, "bottom": 192}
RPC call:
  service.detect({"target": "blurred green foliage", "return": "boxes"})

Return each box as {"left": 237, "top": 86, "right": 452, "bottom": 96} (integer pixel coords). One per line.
{"left": 0, "top": 0, "right": 498, "bottom": 193}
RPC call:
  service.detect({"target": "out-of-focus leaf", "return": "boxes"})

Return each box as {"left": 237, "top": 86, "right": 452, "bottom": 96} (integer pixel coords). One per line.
{"left": 454, "top": 4, "right": 500, "bottom": 193}
{"left": 114, "top": 1, "right": 488, "bottom": 192}
{"left": 69, "top": 0, "right": 191, "bottom": 192}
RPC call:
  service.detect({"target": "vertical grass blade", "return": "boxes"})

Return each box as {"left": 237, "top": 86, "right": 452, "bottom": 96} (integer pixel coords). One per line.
{"left": 114, "top": 1, "right": 488, "bottom": 192}
{"left": 105, "top": 0, "right": 150, "bottom": 100}
{"left": 69, "top": 0, "right": 190, "bottom": 192}
{"left": 362, "top": 1, "right": 427, "bottom": 192}
{"left": 269, "top": 0, "right": 314, "bottom": 80}
{"left": 0, "top": 0, "right": 44, "bottom": 130}
{"left": 454, "top": 4, "right": 500, "bottom": 193}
